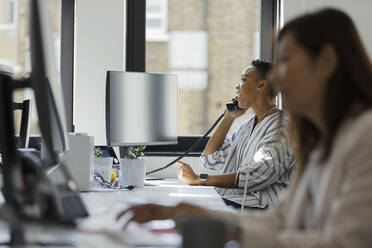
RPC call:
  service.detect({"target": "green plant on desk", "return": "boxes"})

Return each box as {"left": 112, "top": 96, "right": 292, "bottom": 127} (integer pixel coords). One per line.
{"left": 128, "top": 146, "right": 146, "bottom": 160}
{"left": 94, "top": 147, "right": 103, "bottom": 158}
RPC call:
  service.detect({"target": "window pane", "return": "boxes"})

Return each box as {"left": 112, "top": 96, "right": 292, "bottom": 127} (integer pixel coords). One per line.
{"left": 7, "top": 1, "right": 14, "bottom": 23}
{"left": 146, "top": 17, "right": 161, "bottom": 29}
{"left": 146, "top": 0, "right": 260, "bottom": 135}
{"left": 146, "top": 0, "right": 161, "bottom": 14}
{"left": 0, "top": 0, "right": 61, "bottom": 136}
{"left": 0, "top": 0, "right": 13, "bottom": 24}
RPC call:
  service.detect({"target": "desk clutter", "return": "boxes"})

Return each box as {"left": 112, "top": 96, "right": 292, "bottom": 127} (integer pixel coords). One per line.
{"left": 79, "top": 202, "right": 180, "bottom": 247}
{"left": 1, "top": 166, "right": 229, "bottom": 247}
{"left": 63, "top": 134, "right": 143, "bottom": 192}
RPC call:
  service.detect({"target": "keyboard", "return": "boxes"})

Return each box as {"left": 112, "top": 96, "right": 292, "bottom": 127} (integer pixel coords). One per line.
{"left": 60, "top": 193, "right": 89, "bottom": 221}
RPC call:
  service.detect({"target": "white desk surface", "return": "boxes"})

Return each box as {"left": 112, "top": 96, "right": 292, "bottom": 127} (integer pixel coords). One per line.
{"left": 83, "top": 179, "right": 228, "bottom": 211}
{"left": 1, "top": 179, "right": 230, "bottom": 247}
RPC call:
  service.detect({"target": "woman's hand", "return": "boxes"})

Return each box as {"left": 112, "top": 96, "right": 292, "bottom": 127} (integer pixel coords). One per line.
{"left": 116, "top": 202, "right": 208, "bottom": 225}
{"left": 176, "top": 161, "right": 200, "bottom": 185}
{"left": 116, "top": 203, "right": 176, "bottom": 224}
{"left": 225, "top": 107, "right": 247, "bottom": 120}
{"left": 224, "top": 97, "right": 248, "bottom": 120}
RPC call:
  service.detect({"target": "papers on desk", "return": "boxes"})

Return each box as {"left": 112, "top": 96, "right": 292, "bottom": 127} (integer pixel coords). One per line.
{"left": 89, "top": 186, "right": 120, "bottom": 192}
{"left": 78, "top": 203, "right": 181, "bottom": 247}
{"left": 103, "top": 223, "right": 180, "bottom": 247}
{"left": 0, "top": 219, "right": 78, "bottom": 247}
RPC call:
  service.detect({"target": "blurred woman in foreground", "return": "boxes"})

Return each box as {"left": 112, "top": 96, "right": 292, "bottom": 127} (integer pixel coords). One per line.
{"left": 117, "top": 8, "right": 372, "bottom": 247}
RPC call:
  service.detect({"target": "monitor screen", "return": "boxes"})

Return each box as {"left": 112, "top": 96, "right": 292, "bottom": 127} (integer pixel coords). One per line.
{"left": 106, "top": 71, "right": 178, "bottom": 146}
{"left": 29, "top": 0, "right": 69, "bottom": 167}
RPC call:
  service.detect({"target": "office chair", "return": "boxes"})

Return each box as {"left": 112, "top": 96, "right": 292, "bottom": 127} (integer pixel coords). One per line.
{"left": 0, "top": 64, "right": 31, "bottom": 149}
{"left": 0, "top": 100, "right": 30, "bottom": 168}
{"left": 12, "top": 99, "right": 31, "bottom": 148}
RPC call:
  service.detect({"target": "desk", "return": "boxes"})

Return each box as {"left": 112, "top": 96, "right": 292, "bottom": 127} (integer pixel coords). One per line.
{"left": 1, "top": 179, "right": 230, "bottom": 247}
{"left": 83, "top": 179, "right": 228, "bottom": 211}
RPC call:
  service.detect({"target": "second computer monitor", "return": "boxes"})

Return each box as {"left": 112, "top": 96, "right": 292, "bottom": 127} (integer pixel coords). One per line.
{"left": 29, "top": 0, "right": 69, "bottom": 167}
{"left": 106, "top": 71, "right": 178, "bottom": 146}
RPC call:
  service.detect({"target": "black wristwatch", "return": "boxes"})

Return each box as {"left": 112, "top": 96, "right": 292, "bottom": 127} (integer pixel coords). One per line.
{"left": 199, "top": 173, "right": 209, "bottom": 182}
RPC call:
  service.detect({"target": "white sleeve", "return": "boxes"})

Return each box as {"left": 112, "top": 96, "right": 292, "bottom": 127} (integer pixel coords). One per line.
{"left": 200, "top": 140, "right": 232, "bottom": 170}
{"left": 200, "top": 118, "right": 254, "bottom": 171}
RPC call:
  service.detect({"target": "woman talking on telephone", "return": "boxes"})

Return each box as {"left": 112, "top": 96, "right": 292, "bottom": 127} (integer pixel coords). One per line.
{"left": 176, "top": 59, "right": 295, "bottom": 210}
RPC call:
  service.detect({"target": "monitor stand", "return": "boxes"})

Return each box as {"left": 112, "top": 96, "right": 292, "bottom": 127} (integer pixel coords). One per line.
{"left": 119, "top": 146, "right": 131, "bottom": 158}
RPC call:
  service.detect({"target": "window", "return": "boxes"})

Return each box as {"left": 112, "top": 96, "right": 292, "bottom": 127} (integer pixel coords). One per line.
{"left": 0, "top": 0, "right": 62, "bottom": 136}
{"left": 0, "top": 0, "right": 16, "bottom": 28}
{"left": 146, "top": 0, "right": 168, "bottom": 40}
{"left": 0, "top": 0, "right": 17, "bottom": 68}
{"left": 146, "top": 0, "right": 261, "bottom": 136}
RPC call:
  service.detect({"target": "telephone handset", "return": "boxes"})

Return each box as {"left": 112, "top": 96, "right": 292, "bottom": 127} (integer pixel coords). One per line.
{"left": 226, "top": 100, "right": 240, "bottom": 112}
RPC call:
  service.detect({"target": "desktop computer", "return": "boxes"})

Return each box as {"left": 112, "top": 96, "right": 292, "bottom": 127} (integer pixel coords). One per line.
{"left": 106, "top": 71, "right": 178, "bottom": 148}
{"left": 0, "top": 1, "right": 88, "bottom": 245}
{"left": 29, "top": 0, "right": 89, "bottom": 221}
{"left": 106, "top": 70, "right": 178, "bottom": 167}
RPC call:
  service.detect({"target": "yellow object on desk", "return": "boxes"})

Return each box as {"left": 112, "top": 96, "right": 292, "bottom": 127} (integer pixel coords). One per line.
{"left": 110, "top": 170, "right": 117, "bottom": 183}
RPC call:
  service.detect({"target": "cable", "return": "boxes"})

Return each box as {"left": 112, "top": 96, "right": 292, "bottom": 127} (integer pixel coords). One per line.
{"left": 146, "top": 112, "right": 226, "bottom": 175}
{"left": 93, "top": 173, "right": 135, "bottom": 190}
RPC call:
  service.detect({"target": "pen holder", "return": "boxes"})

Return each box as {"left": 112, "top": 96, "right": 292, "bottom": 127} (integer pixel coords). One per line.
{"left": 94, "top": 157, "right": 113, "bottom": 183}
{"left": 119, "top": 158, "right": 146, "bottom": 188}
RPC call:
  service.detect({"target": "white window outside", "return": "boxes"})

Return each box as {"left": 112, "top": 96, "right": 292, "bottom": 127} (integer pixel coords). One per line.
{"left": 146, "top": 0, "right": 168, "bottom": 41}
{"left": 0, "top": 0, "right": 17, "bottom": 69}
{"left": 0, "top": 0, "right": 17, "bottom": 29}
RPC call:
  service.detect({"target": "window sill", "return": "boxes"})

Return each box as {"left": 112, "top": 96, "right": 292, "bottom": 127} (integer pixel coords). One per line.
{"left": 146, "top": 32, "right": 169, "bottom": 42}
{"left": 144, "top": 136, "right": 209, "bottom": 157}
{"left": 0, "top": 24, "right": 16, "bottom": 30}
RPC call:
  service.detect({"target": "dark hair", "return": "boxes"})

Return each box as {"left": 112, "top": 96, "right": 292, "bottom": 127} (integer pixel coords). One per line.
{"left": 251, "top": 59, "right": 276, "bottom": 98}
{"left": 278, "top": 8, "right": 372, "bottom": 179}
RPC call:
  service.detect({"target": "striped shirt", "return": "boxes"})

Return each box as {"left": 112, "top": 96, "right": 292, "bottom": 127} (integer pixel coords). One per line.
{"left": 200, "top": 111, "right": 295, "bottom": 208}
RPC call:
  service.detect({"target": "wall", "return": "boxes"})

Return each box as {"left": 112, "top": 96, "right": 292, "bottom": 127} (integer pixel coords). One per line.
{"left": 74, "top": 0, "right": 126, "bottom": 145}
{"left": 282, "top": 0, "right": 372, "bottom": 58}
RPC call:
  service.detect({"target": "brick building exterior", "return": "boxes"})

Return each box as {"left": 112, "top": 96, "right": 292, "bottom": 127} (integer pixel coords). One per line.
{"left": 147, "top": 0, "right": 259, "bottom": 135}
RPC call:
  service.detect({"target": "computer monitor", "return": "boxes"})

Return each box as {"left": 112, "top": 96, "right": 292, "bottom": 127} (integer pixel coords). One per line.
{"left": 0, "top": 0, "right": 80, "bottom": 237}
{"left": 106, "top": 71, "right": 178, "bottom": 151}
{"left": 29, "top": 0, "right": 69, "bottom": 167}
{"left": 0, "top": 0, "right": 88, "bottom": 228}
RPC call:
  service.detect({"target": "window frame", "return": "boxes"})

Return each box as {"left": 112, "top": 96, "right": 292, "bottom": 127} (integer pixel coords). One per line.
{"left": 61, "top": 0, "right": 74, "bottom": 132}
{"left": 57, "top": 0, "right": 280, "bottom": 156}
